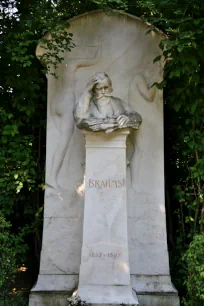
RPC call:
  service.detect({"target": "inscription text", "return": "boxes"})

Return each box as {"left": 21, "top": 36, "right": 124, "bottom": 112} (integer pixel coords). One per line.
{"left": 89, "top": 252, "right": 121, "bottom": 259}
{"left": 88, "top": 179, "right": 123, "bottom": 188}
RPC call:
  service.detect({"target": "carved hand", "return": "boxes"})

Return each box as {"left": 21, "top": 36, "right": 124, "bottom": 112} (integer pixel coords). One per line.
{"left": 86, "top": 77, "right": 99, "bottom": 93}
{"left": 117, "top": 115, "right": 130, "bottom": 127}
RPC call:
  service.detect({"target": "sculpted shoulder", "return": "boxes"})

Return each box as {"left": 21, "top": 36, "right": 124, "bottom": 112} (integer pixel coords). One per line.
{"left": 110, "top": 96, "right": 126, "bottom": 115}
{"left": 110, "top": 96, "right": 124, "bottom": 105}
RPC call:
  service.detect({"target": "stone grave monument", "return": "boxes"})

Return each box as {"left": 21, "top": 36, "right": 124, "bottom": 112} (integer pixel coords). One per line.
{"left": 29, "top": 10, "right": 180, "bottom": 306}
{"left": 74, "top": 72, "right": 142, "bottom": 305}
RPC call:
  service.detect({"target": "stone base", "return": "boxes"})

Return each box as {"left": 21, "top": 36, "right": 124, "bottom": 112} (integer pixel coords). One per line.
{"left": 78, "top": 284, "right": 138, "bottom": 304}
{"left": 132, "top": 274, "right": 180, "bottom": 306}
{"left": 29, "top": 292, "right": 179, "bottom": 306}
{"left": 29, "top": 292, "right": 71, "bottom": 306}
{"left": 29, "top": 274, "right": 180, "bottom": 306}
{"left": 29, "top": 291, "right": 180, "bottom": 306}
{"left": 137, "top": 294, "right": 180, "bottom": 306}
{"left": 31, "top": 274, "right": 78, "bottom": 292}
{"left": 131, "top": 274, "right": 178, "bottom": 295}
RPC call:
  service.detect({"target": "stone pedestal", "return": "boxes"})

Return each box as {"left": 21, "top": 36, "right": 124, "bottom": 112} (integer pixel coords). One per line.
{"left": 78, "top": 129, "right": 138, "bottom": 305}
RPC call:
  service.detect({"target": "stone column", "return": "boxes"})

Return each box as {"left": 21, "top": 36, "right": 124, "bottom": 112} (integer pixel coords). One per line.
{"left": 78, "top": 129, "right": 138, "bottom": 305}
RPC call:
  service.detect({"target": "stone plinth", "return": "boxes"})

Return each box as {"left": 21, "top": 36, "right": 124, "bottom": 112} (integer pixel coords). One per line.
{"left": 78, "top": 129, "right": 138, "bottom": 305}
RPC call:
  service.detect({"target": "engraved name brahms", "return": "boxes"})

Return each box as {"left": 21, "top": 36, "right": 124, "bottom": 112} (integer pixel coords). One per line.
{"left": 88, "top": 179, "right": 124, "bottom": 188}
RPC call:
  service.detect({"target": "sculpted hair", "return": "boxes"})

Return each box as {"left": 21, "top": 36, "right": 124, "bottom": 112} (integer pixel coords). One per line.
{"left": 93, "top": 72, "right": 113, "bottom": 92}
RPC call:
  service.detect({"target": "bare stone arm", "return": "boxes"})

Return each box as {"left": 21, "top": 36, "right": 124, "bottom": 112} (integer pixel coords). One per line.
{"left": 74, "top": 76, "right": 99, "bottom": 123}
{"left": 74, "top": 88, "right": 92, "bottom": 121}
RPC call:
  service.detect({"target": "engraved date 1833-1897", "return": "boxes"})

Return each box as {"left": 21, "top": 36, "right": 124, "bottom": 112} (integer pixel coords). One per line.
{"left": 89, "top": 252, "right": 121, "bottom": 259}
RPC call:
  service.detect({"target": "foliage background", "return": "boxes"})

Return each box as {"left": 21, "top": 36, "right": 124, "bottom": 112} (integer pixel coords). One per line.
{"left": 0, "top": 0, "right": 203, "bottom": 304}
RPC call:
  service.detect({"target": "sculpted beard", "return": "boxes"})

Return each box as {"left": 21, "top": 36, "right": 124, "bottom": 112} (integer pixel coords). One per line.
{"left": 95, "top": 92, "right": 111, "bottom": 100}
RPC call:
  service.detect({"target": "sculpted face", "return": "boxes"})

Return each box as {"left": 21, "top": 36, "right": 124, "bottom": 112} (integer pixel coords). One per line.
{"left": 93, "top": 73, "right": 113, "bottom": 100}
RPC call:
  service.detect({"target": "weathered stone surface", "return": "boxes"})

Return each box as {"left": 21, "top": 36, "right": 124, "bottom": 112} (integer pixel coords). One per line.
{"left": 78, "top": 285, "right": 138, "bottom": 305}
{"left": 30, "top": 291, "right": 180, "bottom": 306}
{"left": 131, "top": 275, "right": 178, "bottom": 294}
{"left": 137, "top": 294, "right": 180, "bottom": 306}
{"left": 30, "top": 9, "right": 179, "bottom": 306}
{"left": 29, "top": 292, "right": 71, "bottom": 306}
{"left": 32, "top": 275, "right": 78, "bottom": 292}
{"left": 39, "top": 217, "right": 83, "bottom": 274}
{"left": 77, "top": 130, "right": 138, "bottom": 304}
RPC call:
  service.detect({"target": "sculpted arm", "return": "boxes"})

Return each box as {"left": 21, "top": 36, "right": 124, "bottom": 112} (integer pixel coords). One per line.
{"left": 124, "top": 104, "right": 142, "bottom": 128}
{"left": 74, "top": 77, "right": 98, "bottom": 127}
{"left": 74, "top": 90, "right": 92, "bottom": 121}
{"left": 114, "top": 99, "right": 142, "bottom": 130}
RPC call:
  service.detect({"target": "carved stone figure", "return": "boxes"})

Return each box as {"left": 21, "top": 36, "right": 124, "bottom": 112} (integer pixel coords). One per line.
{"left": 47, "top": 45, "right": 101, "bottom": 189}
{"left": 74, "top": 72, "right": 142, "bottom": 133}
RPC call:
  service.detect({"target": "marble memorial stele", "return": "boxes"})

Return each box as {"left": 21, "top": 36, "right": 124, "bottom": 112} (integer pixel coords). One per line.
{"left": 74, "top": 72, "right": 142, "bottom": 304}
{"left": 29, "top": 10, "right": 180, "bottom": 306}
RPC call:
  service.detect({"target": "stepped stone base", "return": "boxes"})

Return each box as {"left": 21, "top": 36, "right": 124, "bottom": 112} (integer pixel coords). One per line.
{"left": 29, "top": 291, "right": 180, "bottom": 306}
{"left": 29, "top": 275, "right": 180, "bottom": 306}
{"left": 29, "top": 274, "right": 179, "bottom": 306}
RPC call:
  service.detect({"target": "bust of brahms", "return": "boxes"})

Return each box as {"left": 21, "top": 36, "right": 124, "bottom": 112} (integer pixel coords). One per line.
{"left": 74, "top": 72, "right": 142, "bottom": 133}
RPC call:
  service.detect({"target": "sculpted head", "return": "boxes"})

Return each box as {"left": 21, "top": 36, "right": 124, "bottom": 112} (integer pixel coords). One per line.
{"left": 93, "top": 72, "right": 113, "bottom": 100}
